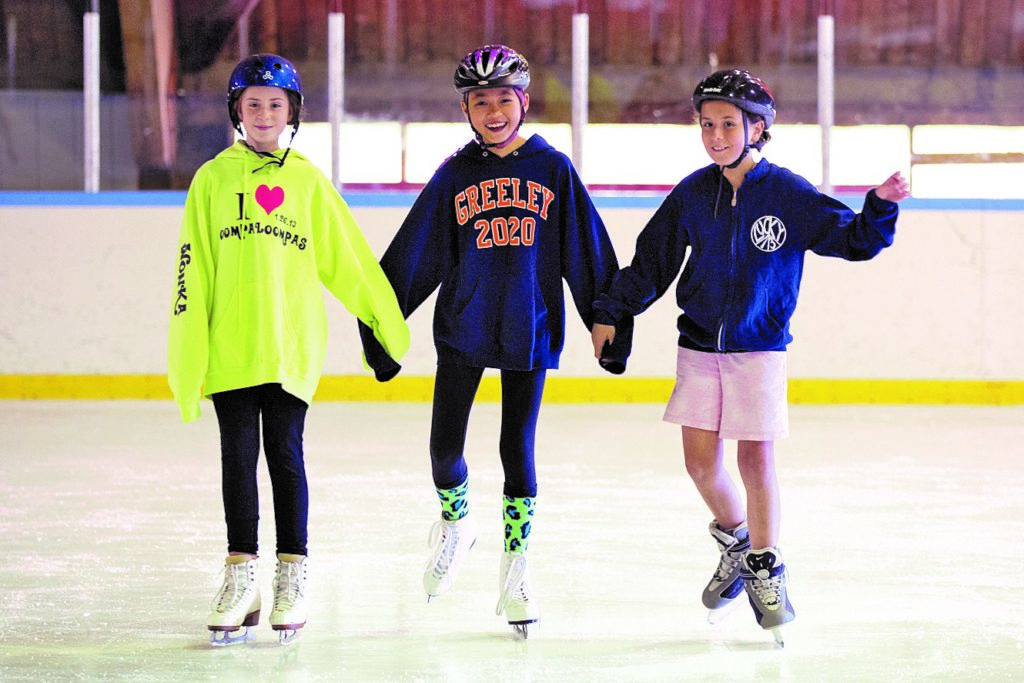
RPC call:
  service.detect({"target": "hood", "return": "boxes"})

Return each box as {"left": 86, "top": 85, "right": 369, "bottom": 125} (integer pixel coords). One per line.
{"left": 216, "top": 140, "right": 313, "bottom": 168}
{"left": 711, "top": 157, "right": 771, "bottom": 218}
{"left": 452, "top": 134, "right": 555, "bottom": 163}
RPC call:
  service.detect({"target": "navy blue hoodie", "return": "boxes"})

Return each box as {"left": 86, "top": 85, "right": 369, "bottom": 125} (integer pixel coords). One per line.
{"left": 594, "top": 158, "right": 898, "bottom": 353}
{"left": 361, "top": 135, "right": 631, "bottom": 379}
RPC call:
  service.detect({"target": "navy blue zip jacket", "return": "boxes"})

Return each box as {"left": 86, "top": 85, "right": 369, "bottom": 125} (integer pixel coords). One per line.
{"left": 361, "top": 135, "right": 631, "bottom": 379}
{"left": 593, "top": 158, "right": 899, "bottom": 353}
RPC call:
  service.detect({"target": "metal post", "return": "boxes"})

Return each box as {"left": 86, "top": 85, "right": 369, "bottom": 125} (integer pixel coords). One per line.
{"left": 84, "top": 5, "right": 100, "bottom": 192}
{"left": 484, "top": 0, "right": 494, "bottom": 39}
{"left": 237, "top": 0, "right": 260, "bottom": 58}
{"left": 328, "top": 8, "right": 345, "bottom": 191}
{"left": 571, "top": 8, "right": 589, "bottom": 175}
{"left": 238, "top": 14, "right": 249, "bottom": 58}
{"left": 817, "top": 1, "right": 835, "bottom": 194}
{"left": 383, "top": 0, "right": 397, "bottom": 75}
{"left": 6, "top": 16, "right": 15, "bottom": 90}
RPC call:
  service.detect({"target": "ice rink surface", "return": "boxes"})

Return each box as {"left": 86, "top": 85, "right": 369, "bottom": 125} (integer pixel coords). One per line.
{"left": 1, "top": 399, "right": 1022, "bottom": 682}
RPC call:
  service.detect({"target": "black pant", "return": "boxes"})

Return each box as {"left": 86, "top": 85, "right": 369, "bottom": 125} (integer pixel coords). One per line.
{"left": 429, "top": 363, "right": 546, "bottom": 498}
{"left": 211, "top": 384, "right": 309, "bottom": 556}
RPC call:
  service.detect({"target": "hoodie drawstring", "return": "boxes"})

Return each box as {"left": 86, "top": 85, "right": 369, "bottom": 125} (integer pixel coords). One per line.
{"left": 714, "top": 170, "right": 724, "bottom": 219}
{"left": 241, "top": 128, "right": 297, "bottom": 173}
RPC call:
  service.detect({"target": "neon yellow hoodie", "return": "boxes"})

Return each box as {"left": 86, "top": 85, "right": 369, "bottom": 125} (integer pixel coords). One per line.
{"left": 168, "top": 141, "right": 409, "bottom": 422}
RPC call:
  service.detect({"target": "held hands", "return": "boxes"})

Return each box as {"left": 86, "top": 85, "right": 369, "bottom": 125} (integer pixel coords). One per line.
{"left": 591, "top": 323, "right": 616, "bottom": 359}
{"left": 875, "top": 171, "right": 910, "bottom": 202}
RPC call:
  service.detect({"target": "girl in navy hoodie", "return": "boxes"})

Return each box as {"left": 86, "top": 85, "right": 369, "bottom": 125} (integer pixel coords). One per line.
{"left": 360, "top": 44, "right": 628, "bottom": 638}
{"left": 591, "top": 69, "right": 909, "bottom": 645}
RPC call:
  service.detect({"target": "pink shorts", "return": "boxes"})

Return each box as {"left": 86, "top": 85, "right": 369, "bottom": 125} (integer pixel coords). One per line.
{"left": 662, "top": 346, "right": 789, "bottom": 441}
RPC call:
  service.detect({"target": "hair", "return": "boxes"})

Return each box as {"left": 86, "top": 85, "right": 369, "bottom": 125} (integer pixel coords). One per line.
{"left": 748, "top": 114, "right": 771, "bottom": 150}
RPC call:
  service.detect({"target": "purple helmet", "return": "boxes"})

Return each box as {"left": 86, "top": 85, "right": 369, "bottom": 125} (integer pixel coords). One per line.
{"left": 228, "top": 53, "right": 303, "bottom": 132}
{"left": 454, "top": 44, "right": 531, "bottom": 94}
{"left": 692, "top": 69, "right": 775, "bottom": 128}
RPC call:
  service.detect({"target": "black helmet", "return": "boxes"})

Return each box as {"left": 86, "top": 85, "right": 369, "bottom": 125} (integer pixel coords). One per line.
{"left": 227, "top": 53, "right": 303, "bottom": 134}
{"left": 454, "top": 44, "right": 530, "bottom": 94}
{"left": 692, "top": 69, "right": 775, "bottom": 128}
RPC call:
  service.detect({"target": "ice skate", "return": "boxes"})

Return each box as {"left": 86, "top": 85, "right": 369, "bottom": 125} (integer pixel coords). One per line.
{"left": 207, "top": 555, "right": 261, "bottom": 647}
{"left": 741, "top": 547, "right": 795, "bottom": 647}
{"left": 423, "top": 515, "right": 478, "bottom": 601}
{"left": 496, "top": 551, "right": 540, "bottom": 640}
{"left": 270, "top": 554, "right": 308, "bottom": 645}
{"left": 702, "top": 520, "right": 750, "bottom": 624}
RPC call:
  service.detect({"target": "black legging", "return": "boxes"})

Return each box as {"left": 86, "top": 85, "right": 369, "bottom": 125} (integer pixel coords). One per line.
{"left": 429, "top": 363, "right": 546, "bottom": 498}
{"left": 212, "top": 384, "right": 309, "bottom": 556}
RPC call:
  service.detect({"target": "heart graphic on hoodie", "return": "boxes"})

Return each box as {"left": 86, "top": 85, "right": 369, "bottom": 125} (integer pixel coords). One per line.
{"left": 255, "top": 185, "right": 284, "bottom": 215}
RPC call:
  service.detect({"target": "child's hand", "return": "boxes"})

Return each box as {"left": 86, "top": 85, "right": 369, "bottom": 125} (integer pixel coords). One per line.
{"left": 875, "top": 171, "right": 910, "bottom": 202}
{"left": 591, "top": 323, "right": 616, "bottom": 358}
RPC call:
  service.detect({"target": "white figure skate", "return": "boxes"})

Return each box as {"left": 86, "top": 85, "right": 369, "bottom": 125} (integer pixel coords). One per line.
{"left": 423, "top": 515, "right": 478, "bottom": 601}
{"left": 496, "top": 551, "right": 540, "bottom": 640}
{"left": 741, "top": 547, "right": 796, "bottom": 647}
{"left": 270, "top": 554, "right": 308, "bottom": 645}
{"left": 703, "top": 520, "right": 750, "bottom": 624}
{"left": 207, "top": 555, "right": 260, "bottom": 647}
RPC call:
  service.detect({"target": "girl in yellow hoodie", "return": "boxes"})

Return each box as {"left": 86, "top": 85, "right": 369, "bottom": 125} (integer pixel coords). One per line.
{"left": 167, "top": 53, "right": 408, "bottom": 646}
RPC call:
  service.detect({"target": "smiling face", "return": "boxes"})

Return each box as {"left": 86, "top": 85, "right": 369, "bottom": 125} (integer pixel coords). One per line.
{"left": 699, "top": 99, "right": 764, "bottom": 168}
{"left": 238, "top": 86, "right": 292, "bottom": 153}
{"left": 461, "top": 87, "right": 529, "bottom": 150}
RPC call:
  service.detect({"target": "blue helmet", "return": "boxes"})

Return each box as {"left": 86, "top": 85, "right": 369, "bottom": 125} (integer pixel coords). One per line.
{"left": 228, "top": 53, "right": 303, "bottom": 133}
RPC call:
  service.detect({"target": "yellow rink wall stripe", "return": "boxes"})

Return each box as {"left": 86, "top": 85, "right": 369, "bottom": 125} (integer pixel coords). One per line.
{"left": 0, "top": 374, "right": 1022, "bottom": 405}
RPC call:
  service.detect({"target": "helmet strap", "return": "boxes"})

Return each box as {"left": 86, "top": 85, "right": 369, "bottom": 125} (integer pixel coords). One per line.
{"left": 465, "top": 90, "right": 527, "bottom": 151}
{"left": 723, "top": 112, "right": 751, "bottom": 170}
{"left": 243, "top": 125, "right": 299, "bottom": 173}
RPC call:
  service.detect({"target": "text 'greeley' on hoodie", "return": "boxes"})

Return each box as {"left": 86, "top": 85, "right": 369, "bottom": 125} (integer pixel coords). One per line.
{"left": 360, "top": 134, "right": 631, "bottom": 379}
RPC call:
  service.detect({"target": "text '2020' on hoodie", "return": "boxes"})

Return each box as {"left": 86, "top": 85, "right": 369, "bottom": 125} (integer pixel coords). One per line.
{"left": 359, "top": 134, "right": 631, "bottom": 379}
{"left": 168, "top": 141, "right": 409, "bottom": 422}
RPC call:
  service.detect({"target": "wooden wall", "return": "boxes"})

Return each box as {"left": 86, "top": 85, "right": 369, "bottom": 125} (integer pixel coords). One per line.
{"left": 261, "top": 0, "right": 1024, "bottom": 69}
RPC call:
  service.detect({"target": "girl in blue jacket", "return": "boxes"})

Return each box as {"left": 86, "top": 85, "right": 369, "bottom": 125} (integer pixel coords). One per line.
{"left": 591, "top": 69, "right": 909, "bottom": 645}
{"left": 360, "top": 44, "right": 629, "bottom": 639}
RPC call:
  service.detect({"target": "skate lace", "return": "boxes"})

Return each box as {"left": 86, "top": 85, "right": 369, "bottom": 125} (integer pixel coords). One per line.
{"left": 749, "top": 575, "right": 784, "bottom": 607}
{"left": 274, "top": 561, "right": 305, "bottom": 609}
{"left": 211, "top": 562, "right": 252, "bottom": 613}
{"left": 426, "top": 521, "right": 460, "bottom": 579}
{"left": 708, "top": 524, "right": 748, "bottom": 584}
{"left": 712, "top": 548, "right": 743, "bottom": 582}
{"left": 495, "top": 554, "right": 530, "bottom": 615}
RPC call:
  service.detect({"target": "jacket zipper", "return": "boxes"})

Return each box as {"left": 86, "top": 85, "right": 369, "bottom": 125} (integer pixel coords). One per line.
{"left": 716, "top": 187, "right": 738, "bottom": 351}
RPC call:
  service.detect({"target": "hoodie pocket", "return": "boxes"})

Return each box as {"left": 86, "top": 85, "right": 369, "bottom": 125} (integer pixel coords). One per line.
{"left": 734, "top": 285, "right": 789, "bottom": 348}
{"left": 452, "top": 269, "right": 548, "bottom": 364}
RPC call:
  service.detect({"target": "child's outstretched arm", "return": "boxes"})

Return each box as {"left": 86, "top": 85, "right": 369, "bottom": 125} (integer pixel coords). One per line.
{"left": 875, "top": 171, "right": 910, "bottom": 203}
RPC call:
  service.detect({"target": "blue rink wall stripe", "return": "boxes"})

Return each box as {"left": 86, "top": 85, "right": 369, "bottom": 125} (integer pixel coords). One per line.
{"left": 2, "top": 191, "right": 1024, "bottom": 212}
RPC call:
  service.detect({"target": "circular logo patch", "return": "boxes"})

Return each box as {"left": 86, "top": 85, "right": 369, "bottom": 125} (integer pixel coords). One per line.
{"left": 750, "top": 215, "right": 786, "bottom": 252}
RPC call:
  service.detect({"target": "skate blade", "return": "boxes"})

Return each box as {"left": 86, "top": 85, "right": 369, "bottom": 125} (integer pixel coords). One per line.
{"left": 707, "top": 598, "right": 741, "bottom": 625}
{"left": 509, "top": 618, "right": 537, "bottom": 641}
{"left": 275, "top": 627, "right": 302, "bottom": 646}
{"left": 769, "top": 626, "right": 785, "bottom": 648}
{"left": 209, "top": 627, "right": 254, "bottom": 647}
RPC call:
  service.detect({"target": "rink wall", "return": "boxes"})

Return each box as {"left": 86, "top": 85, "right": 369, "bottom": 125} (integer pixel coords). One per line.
{"left": 0, "top": 192, "right": 1022, "bottom": 404}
